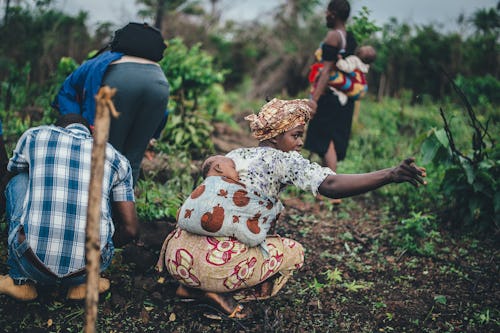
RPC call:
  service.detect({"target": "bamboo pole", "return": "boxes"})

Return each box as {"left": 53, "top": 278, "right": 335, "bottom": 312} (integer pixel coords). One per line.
{"left": 84, "top": 86, "right": 119, "bottom": 333}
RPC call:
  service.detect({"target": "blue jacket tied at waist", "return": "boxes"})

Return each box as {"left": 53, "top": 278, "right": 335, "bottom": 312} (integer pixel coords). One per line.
{"left": 53, "top": 51, "right": 124, "bottom": 125}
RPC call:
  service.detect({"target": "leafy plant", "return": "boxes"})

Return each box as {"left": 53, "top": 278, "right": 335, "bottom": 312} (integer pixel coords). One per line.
{"left": 393, "top": 212, "right": 439, "bottom": 256}
{"left": 159, "top": 38, "right": 227, "bottom": 158}
{"left": 135, "top": 151, "right": 197, "bottom": 221}
{"left": 420, "top": 75, "right": 499, "bottom": 232}
{"left": 349, "top": 6, "right": 381, "bottom": 43}
{"left": 323, "top": 268, "right": 343, "bottom": 285}
{"left": 342, "top": 280, "right": 371, "bottom": 293}
{"left": 454, "top": 74, "right": 500, "bottom": 106}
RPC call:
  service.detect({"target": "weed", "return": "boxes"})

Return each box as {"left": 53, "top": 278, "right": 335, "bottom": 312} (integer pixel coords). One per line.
{"left": 373, "top": 301, "right": 387, "bottom": 310}
{"left": 342, "top": 280, "right": 372, "bottom": 292}
{"left": 323, "top": 268, "right": 343, "bottom": 285}
{"left": 392, "top": 212, "right": 439, "bottom": 256}
{"left": 299, "top": 278, "right": 326, "bottom": 295}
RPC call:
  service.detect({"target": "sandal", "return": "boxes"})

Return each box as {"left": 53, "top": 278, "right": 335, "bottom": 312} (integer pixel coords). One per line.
{"left": 228, "top": 304, "right": 245, "bottom": 318}
{"left": 203, "top": 304, "right": 246, "bottom": 320}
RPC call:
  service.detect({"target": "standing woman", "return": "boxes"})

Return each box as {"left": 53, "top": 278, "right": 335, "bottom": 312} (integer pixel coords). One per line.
{"left": 305, "top": 0, "right": 357, "bottom": 172}
{"left": 54, "top": 22, "right": 170, "bottom": 185}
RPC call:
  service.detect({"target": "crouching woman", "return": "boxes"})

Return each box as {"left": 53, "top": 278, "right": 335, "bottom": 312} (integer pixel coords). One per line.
{"left": 157, "top": 98, "right": 426, "bottom": 318}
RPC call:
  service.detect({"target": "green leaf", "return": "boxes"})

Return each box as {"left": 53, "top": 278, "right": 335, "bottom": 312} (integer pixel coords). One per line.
{"left": 421, "top": 129, "right": 451, "bottom": 165}
{"left": 434, "top": 295, "right": 447, "bottom": 305}
{"left": 175, "top": 131, "right": 184, "bottom": 145}
{"left": 459, "top": 158, "right": 475, "bottom": 184}
{"left": 434, "top": 129, "right": 449, "bottom": 147}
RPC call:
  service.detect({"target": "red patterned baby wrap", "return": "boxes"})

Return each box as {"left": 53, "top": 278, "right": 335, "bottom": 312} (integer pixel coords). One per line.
{"left": 308, "top": 45, "right": 368, "bottom": 101}
{"left": 176, "top": 176, "right": 283, "bottom": 247}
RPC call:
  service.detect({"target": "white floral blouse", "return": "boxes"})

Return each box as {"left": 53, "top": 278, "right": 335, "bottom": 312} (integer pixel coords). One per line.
{"left": 226, "top": 147, "right": 335, "bottom": 200}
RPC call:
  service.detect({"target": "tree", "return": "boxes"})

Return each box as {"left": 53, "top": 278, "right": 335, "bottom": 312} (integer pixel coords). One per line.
{"left": 469, "top": 7, "right": 500, "bottom": 35}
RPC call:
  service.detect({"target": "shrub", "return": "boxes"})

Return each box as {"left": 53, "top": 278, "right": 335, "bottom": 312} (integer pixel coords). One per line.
{"left": 420, "top": 83, "right": 499, "bottom": 232}
{"left": 393, "top": 212, "right": 440, "bottom": 256}
{"left": 454, "top": 74, "right": 500, "bottom": 107}
{"left": 158, "top": 38, "right": 227, "bottom": 159}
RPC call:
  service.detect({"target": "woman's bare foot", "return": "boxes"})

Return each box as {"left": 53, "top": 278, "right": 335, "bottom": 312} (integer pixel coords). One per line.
{"left": 175, "top": 285, "right": 248, "bottom": 319}
{"left": 203, "top": 291, "right": 248, "bottom": 319}
{"left": 258, "top": 281, "right": 273, "bottom": 298}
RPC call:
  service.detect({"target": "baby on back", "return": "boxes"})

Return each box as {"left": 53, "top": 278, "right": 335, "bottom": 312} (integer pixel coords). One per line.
{"left": 329, "top": 45, "right": 377, "bottom": 105}
{"left": 176, "top": 155, "right": 281, "bottom": 249}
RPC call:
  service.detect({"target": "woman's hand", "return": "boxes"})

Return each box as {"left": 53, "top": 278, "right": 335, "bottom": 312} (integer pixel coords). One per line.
{"left": 389, "top": 157, "right": 427, "bottom": 187}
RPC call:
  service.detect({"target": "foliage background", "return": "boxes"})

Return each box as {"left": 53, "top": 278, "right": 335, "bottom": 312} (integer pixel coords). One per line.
{"left": 0, "top": 0, "right": 498, "bottom": 331}
{"left": 0, "top": 0, "right": 498, "bottom": 229}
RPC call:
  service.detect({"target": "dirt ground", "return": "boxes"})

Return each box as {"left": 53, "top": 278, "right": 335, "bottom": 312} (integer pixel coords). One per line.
{"left": 0, "top": 122, "right": 498, "bottom": 332}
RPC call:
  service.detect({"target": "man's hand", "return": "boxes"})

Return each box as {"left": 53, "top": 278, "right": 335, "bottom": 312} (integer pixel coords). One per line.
{"left": 390, "top": 157, "right": 427, "bottom": 187}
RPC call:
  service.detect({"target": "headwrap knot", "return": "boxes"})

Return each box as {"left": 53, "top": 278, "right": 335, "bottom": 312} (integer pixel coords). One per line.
{"left": 245, "top": 98, "right": 312, "bottom": 141}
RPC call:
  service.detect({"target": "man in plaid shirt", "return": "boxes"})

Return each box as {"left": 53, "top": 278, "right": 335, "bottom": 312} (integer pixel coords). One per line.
{"left": 0, "top": 114, "right": 138, "bottom": 301}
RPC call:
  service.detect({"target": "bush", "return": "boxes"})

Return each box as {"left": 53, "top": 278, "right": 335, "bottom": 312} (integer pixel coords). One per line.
{"left": 420, "top": 87, "right": 499, "bottom": 233}
{"left": 454, "top": 74, "right": 500, "bottom": 106}
{"left": 158, "top": 38, "right": 228, "bottom": 159}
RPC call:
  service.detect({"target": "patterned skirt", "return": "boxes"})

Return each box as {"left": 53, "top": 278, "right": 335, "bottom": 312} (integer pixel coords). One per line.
{"left": 156, "top": 228, "right": 304, "bottom": 299}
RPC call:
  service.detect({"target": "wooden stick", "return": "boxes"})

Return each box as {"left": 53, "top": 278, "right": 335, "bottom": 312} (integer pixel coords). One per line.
{"left": 84, "top": 86, "right": 118, "bottom": 333}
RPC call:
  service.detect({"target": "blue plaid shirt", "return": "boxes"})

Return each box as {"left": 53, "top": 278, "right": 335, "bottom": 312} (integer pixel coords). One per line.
{"left": 8, "top": 123, "right": 134, "bottom": 276}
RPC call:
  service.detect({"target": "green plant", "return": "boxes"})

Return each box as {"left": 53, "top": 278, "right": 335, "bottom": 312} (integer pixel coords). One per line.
{"left": 373, "top": 301, "right": 387, "bottom": 310}
{"left": 323, "top": 268, "right": 343, "bottom": 285}
{"left": 349, "top": 6, "right": 381, "bottom": 43}
{"left": 393, "top": 212, "right": 439, "bottom": 256}
{"left": 421, "top": 83, "right": 499, "bottom": 232}
{"left": 454, "top": 74, "right": 500, "bottom": 106}
{"left": 159, "top": 38, "right": 227, "bottom": 158}
{"left": 342, "top": 280, "right": 371, "bottom": 293}
{"left": 135, "top": 151, "right": 197, "bottom": 221}
{"left": 298, "top": 277, "right": 325, "bottom": 295}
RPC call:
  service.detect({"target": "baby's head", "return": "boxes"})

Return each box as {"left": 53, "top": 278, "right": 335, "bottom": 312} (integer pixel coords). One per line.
{"left": 356, "top": 45, "right": 376, "bottom": 64}
{"left": 202, "top": 155, "right": 239, "bottom": 181}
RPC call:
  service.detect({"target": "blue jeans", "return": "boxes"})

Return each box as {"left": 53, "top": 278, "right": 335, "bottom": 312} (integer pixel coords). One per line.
{"left": 5, "top": 173, "right": 114, "bottom": 286}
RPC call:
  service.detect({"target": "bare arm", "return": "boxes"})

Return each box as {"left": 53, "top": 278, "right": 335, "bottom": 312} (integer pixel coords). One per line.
{"left": 309, "top": 31, "right": 342, "bottom": 113}
{"left": 112, "top": 201, "right": 139, "bottom": 247}
{"left": 318, "top": 158, "right": 427, "bottom": 199}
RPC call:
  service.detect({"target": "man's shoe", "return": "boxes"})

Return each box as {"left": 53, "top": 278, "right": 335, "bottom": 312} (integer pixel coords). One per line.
{"left": 0, "top": 275, "right": 38, "bottom": 301}
{"left": 66, "top": 277, "right": 110, "bottom": 300}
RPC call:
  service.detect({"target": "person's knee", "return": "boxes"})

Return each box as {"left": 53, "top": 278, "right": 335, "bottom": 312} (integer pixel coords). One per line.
{"left": 282, "top": 238, "right": 305, "bottom": 268}
{"left": 294, "top": 241, "right": 305, "bottom": 268}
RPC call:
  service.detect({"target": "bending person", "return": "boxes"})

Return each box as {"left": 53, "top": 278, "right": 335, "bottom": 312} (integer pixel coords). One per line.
{"left": 157, "top": 98, "right": 426, "bottom": 319}
{"left": 0, "top": 114, "right": 138, "bottom": 301}
{"left": 176, "top": 155, "right": 281, "bottom": 252}
{"left": 53, "top": 22, "right": 170, "bottom": 185}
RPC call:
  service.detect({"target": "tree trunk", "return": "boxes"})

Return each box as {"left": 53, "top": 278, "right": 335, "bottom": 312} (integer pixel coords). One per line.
{"left": 3, "top": 0, "right": 10, "bottom": 24}
{"left": 84, "top": 86, "right": 118, "bottom": 333}
{"left": 154, "top": 0, "right": 166, "bottom": 30}
{"left": 377, "top": 73, "right": 386, "bottom": 101}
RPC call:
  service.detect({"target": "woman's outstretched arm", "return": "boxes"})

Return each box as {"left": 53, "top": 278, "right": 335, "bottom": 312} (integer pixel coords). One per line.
{"left": 318, "top": 157, "right": 427, "bottom": 199}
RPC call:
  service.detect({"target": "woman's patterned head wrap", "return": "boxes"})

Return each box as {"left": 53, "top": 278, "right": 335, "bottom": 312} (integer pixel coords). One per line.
{"left": 245, "top": 98, "right": 312, "bottom": 141}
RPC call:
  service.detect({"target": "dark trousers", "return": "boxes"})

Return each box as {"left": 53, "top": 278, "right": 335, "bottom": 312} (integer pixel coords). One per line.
{"left": 103, "top": 62, "right": 169, "bottom": 185}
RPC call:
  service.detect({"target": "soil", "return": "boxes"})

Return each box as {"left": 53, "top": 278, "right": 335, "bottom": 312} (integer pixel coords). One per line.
{"left": 0, "top": 122, "right": 498, "bottom": 333}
